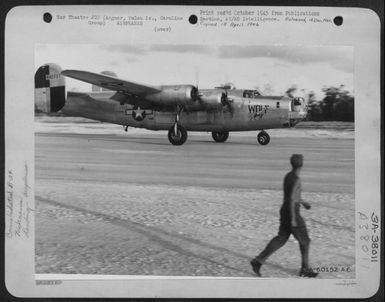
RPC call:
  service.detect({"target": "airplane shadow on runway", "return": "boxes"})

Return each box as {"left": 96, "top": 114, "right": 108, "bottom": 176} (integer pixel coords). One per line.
{"left": 191, "top": 139, "right": 264, "bottom": 146}
{"left": 38, "top": 132, "right": 280, "bottom": 147}
{"left": 36, "top": 195, "right": 299, "bottom": 277}
{"left": 87, "top": 135, "right": 174, "bottom": 146}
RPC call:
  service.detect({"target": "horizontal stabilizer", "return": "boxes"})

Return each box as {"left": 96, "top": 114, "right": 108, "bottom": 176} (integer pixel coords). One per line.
{"left": 61, "top": 70, "right": 161, "bottom": 95}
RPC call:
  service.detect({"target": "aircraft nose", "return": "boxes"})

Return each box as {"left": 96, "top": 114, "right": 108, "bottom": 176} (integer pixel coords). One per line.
{"left": 292, "top": 97, "right": 307, "bottom": 115}
{"left": 300, "top": 98, "right": 308, "bottom": 117}
{"left": 289, "top": 97, "right": 308, "bottom": 126}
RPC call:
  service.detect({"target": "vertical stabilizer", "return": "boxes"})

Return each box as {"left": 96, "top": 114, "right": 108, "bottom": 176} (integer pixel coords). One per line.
{"left": 35, "top": 63, "right": 66, "bottom": 113}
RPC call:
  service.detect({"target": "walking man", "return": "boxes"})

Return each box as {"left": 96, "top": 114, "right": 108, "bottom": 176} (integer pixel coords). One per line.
{"left": 250, "top": 154, "right": 318, "bottom": 277}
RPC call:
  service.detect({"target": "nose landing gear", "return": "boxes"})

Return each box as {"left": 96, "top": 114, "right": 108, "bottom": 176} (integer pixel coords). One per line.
{"left": 257, "top": 131, "right": 270, "bottom": 145}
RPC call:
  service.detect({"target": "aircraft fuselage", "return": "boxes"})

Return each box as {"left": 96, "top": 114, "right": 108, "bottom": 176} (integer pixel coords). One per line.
{"left": 62, "top": 90, "right": 301, "bottom": 132}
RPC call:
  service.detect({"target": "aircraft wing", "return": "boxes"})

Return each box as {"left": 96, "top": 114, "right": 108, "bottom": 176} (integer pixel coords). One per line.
{"left": 61, "top": 70, "right": 161, "bottom": 95}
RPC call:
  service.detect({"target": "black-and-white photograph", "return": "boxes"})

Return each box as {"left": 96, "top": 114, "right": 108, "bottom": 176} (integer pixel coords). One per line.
{"left": 34, "top": 44, "right": 355, "bottom": 278}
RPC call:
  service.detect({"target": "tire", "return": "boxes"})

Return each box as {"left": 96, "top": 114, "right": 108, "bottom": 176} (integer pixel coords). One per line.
{"left": 168, "top": 125, "right": 188, "bottom": 145}
{"left": 212, "top": 131, "right": 229, "bottom": 143}
{"left": 257, "top": 131, "right": 270, "bottom": 145}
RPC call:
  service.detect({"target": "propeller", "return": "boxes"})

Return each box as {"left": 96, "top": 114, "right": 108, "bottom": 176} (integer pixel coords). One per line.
{"left": 190, "top": 86, "right": 200, "bottom": 101}
{"left": 192, "top": 66, "right": 203, "bottom": 102}
{"left": 214, "top": 83, "right": 234, "bottom": 113}
{"left": 218, "top": 83, "right": 234, "bottom": 104}
{"left": 194, "top": 66, "right": 199, "bottom": 90}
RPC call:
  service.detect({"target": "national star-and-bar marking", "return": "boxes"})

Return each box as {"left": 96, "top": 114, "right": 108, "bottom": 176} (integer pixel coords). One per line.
{"left": 125, "top": 107, "right": 153, "bottom": 121}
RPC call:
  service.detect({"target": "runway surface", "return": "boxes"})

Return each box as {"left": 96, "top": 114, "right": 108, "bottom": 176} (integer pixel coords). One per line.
{"left": 35, "top": 131, "right": 355, "bottom": 278}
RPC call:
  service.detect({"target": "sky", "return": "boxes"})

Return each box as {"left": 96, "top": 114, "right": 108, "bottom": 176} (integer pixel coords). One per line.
{"left": 35, "top": 44, "right": 353, "bottom": 100}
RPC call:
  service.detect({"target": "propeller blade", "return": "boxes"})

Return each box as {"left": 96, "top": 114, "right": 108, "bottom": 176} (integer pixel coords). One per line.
{"left": 220, "top": 93, "right": 227, "bottom": 106}
{"left": 194, "top": 66, "right": 199, "bottom": 89}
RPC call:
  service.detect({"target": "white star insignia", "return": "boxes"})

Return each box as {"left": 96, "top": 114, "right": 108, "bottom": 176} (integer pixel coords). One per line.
{"left": 133, "top": 107, "right": 144, "bottom": 119}
{"left": 132, "top": 107, "right": 146, "bottom": 121}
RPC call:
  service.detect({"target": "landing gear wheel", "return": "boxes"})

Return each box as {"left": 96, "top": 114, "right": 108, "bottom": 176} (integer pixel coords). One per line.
{"left": 212, "top": 131, "right": 229, "bottom": 143}
{"left": 257, "top": 131, "right": 270, "bottom": 145}
{"left": 168, "top": 125, "right": 188, "bottom": 146}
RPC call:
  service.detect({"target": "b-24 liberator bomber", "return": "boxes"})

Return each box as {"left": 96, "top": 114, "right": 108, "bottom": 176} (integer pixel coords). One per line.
{"left": 35, "top": 63, "right": 308, "bottom": 145}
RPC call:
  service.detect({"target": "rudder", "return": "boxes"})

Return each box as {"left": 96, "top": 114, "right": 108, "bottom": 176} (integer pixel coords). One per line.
{"left": 35, "top": 63, "right": 66, "bottom": 113}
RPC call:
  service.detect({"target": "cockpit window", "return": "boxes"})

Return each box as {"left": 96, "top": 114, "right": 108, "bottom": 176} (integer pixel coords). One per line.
{"left": 293, "top": 97, "right": 303, "bottom": 105}
{"left": 243, "top": 90, "right": 261, "bottom": 98}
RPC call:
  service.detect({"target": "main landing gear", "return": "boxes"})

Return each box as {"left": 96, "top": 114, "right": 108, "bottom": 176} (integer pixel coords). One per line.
{"left": 257, "top": 130, "right": 270, "bottom": 145}
{"left": 168, "top": 106, "right": 188, "bottom": 145}
{"left": 212, "top": 131, "right": 229, "bottom": 143}
{"left": 168, "top": 124, "right": 187, "bottom": 145}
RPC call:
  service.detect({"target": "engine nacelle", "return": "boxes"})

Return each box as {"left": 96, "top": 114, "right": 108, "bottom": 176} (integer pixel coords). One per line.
{"left": 35, "top": 63, "right": 66, "bottom": 113}
{"left": 198, "top": 90, "right": 226, "bottom": 110}
{"left": 145, "top": 85, "right": 198, "bottom": 107}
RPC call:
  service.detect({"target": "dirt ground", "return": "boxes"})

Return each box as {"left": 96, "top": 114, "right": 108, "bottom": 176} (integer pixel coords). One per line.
{"left": 35, "top": 128, "right": 355, "bottom": 278}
